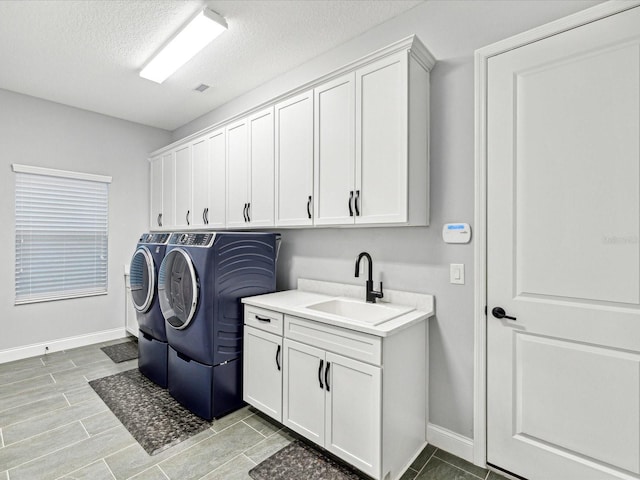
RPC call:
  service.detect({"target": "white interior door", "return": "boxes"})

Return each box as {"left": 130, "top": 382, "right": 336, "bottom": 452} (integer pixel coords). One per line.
{"left": 487, "top": 6, "right": 640, "bottom": 480}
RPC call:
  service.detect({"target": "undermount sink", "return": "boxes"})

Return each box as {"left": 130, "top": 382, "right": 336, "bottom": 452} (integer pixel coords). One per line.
{"left": 305, "top": 298, "right": 414, "bottom": 326}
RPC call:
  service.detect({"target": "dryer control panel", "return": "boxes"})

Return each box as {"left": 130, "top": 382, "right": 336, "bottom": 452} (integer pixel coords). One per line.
{"left": 169, "top": 232, "right": 215, "bottom": 248}
{"left": 139, "top": 233, "right": 171, "bottom": 244}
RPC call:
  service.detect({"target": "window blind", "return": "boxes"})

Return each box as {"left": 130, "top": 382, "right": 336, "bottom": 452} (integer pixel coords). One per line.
{"left": 14, "top": 168, "right": 110, "bottom": 304}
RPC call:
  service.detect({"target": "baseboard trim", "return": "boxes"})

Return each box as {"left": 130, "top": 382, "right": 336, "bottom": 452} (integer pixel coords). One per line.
{"left": 0, "top": 328, "right": 128, "bottom": 364}
{"left": 427, "top": 423, "right": 475, "bottom": 464}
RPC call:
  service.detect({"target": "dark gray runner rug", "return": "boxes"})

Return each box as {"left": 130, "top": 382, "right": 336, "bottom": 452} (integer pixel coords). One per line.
{"left": 100, "top": 340, "right": 138, "bottom": 363}
{"left": 89, "top": 368, "right": 211, "bottom": 455}
{"left": 249, "top": 440, "right": 367, "bottom": 480}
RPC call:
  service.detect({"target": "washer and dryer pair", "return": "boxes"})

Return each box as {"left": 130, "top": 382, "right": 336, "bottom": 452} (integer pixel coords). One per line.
{"left": 131, "top": 231, "right": 278, "bottom": 421}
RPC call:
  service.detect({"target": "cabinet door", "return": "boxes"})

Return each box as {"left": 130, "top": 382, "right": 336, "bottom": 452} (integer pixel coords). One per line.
{"left": 248, "top": 107, "right": 275, "bottom": 227}
{"left": 355, "top": 52, "right": 408, "bottom": 224}
{"left": 191, "top": 137, "right": 208, "bottom": 228}
{"left": 161, "top": 152, "right": 175, "bottom": 229}
{"left": 283, "top": 339, "right": 325, "bottom": 445}
{"left": 174, "top": 144, "right": 192, "bottom": 228}
{"left": 149, "top": 156, "right": 163, "bottom": 229}
{"left": 275, "top": 91, "right": 314, "bottom": 226}
{"left": 207, "top": 128, "right": 226, "bottom": 228}
{"left": 325, "top": 352, "right": 381, "bottom": 478}
{"left": 243, "top": 326, "right": 282, "bottom": 422}
{"left": 226, "top": 119, "right": 250, "bottom": 228}
{"left": 314, "top": 73, "right": 356, "bottom": 226}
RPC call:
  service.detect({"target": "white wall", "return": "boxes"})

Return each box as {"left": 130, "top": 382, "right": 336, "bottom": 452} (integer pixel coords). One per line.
{"left": 0, "top": 88, "right": 171, "bottom": 355}
{"left": 172, "top": 0, "right": 601, "bottom": 440}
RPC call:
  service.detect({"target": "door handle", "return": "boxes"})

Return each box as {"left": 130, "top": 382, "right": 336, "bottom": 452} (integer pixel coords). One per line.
{"left": 492, "top": 307, "right": 517, "bottom": 321}
{"left": 307, "top": 195, "right": 312, "bottom": 219}
{"left": 354, "top": 190, "right": 360, "bottom": 216}
{"left": 275, "top": 344, "right": 281, "bottom": 371}
{"left": 186, "top": 210, "right": 190, "bottom": 226}
{"left": 158, "top": 213, "right": 163, "bottom": 227}
{"left": 348, "top": 191, "right": 354, "bottom": 217}
{"left": 203, "top": 208, "right": 207, "bottom": 225}
{"left": 318, "top": 359, "right": 324, "bottom": 389}
{"left": 247, "top": 202, "right": 251, "bottom": 222}
{"left": 243, "top": 203, "right": 248, "bottom": 222}
{"left": 325, "top": 361, "right": 330, "bottom": 392}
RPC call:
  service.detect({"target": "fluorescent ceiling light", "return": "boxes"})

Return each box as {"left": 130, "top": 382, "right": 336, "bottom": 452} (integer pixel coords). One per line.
{"left": 140, "top": 8, "right": 227, "bottom": 84}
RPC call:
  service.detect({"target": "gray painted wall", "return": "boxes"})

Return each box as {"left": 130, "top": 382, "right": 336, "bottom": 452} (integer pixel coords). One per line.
{"left": 0, "top": 89, "right": 171, "bottom": 352}
{"left": 173, "top": 0, "right": 601, "bottom": 438}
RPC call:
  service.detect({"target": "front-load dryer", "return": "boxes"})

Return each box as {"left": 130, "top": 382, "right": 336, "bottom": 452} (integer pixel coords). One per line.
{"left": 158, "top": 232, "right": 278, "bottom": 420}
{"left": 130, "top": 232, "right": 170, "bottom": 387}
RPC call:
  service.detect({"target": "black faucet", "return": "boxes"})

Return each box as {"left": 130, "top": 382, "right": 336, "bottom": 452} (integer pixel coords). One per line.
{"left": 354, "top": 252, "right": 384, "bottom": 303}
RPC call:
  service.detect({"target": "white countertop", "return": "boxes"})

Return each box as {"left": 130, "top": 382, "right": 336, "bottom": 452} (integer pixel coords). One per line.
{"left": 242, "top": 279, "right": 435, "bottom": 337}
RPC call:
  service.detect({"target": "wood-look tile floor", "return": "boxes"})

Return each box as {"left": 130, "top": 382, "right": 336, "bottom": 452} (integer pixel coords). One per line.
{"left": 0, "top": 339, "right": 508, "bottom": 480}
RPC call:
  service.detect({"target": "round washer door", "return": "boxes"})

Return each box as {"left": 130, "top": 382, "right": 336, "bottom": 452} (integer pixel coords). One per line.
{"left": 130, "top": 246, "right": 155, "bottom": 313}
{"left": 158, "top": 248, "right": 198, "bottom": 329}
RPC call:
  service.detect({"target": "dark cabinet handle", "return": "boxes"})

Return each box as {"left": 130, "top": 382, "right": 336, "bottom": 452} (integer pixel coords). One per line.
{"left": 275, "top": 344, "right": 281, "bottom": 371}
{"left": 492, "top": 307, "right": 517, "bottom": 321}
{"left": 307, "top": 195, "right": 312, "bottom": 219}
{"left": 205, "top": 208, "right": 209, "bottom": 224}
{"left": 348, "top": 191, "right": 354, "bottom": 217}
{"left": 318, "top": 359, "right": 324, "bottom": 389}
{"left": 354, "top": 190, "right": 360, "bottom": 216}
{"left": 247, "top": 202, "right": 251, "bottom": 222}
{"left": 243, "top": 203, "right": 248, "bottom": 222}
{"left": 186, "top": 210, "right": 190, "bottom": 226}
{"left": 325, "top": 361, "right": 330, "bottom": 392}
{"left": 255, "top": 315, "right": 271, "bottom": 323}
{"left": 158, "top": 213, "right": 163, "bottom": 227}
{"left": 202, "top": 208, "right": 207, "bottom": 224}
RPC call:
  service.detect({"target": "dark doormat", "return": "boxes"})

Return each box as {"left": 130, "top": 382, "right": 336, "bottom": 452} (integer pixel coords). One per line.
{"left": 89, "top": 368, "right": 212, "bottom": 455}
{"left": 249, "top": 440, "right": 368, "bottom": 480}
{"left": 100, "top": 339, "right": 138, "bottom": 363}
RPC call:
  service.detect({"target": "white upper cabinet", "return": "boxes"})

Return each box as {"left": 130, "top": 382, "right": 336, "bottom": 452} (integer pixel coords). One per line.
{"left": 148, "top": 36, "right": 433, "bottom": 231}
{"left": 226, "top": 118, "right": 250, "bottom": 228}
{"left": 356, "top": 52, "right": 409, "bottom": 225}
{"left": 191, "top": 137, "right": 208, "bottom": 228}
{"left": 149, "top": 155, "right": 164, "bottom": 229}
{"left": 190, "top": 129, "right": 226, "bottom": 229}
{"left": 206, "top": 128, "right": 226, "bottom": 228}
{"left": 248, "top": 107, "right": 275, "bottom": 227}
{"left": 314, "top": 74, "right": 356, "bottom": 226}
{"left": 315, "top": 50, "right": 430, "bottom": 227}
{"left": 149, "top": 151, "right": 175, "bottom": 230}
{"left": 226, "top": 108, "right": 275, "bottom": 229}
{"left": 275, "top": 91, "right": 314, "bottom": 227}
{"left": 174, "top": 144, "right": 192, "bottom": 228}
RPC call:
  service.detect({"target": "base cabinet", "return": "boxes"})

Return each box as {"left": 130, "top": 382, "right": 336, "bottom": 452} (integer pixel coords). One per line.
{"left": 243, "top": 326, "right": 282, "bottom": 422}
{"left": 283, "top": 338, "right": 381, "bottom": 477}
{"left": 243, "top": 306, "right": 427, "bottom": 480}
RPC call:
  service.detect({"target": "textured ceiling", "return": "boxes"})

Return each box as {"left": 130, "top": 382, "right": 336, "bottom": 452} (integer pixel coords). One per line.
{"left": 0, "top": 0, "right": 424, "bottom": 131}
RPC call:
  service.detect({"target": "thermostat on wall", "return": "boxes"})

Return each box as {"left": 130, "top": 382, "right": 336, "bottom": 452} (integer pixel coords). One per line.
{"left": 442, "top": 223, "right": 471, "bottom": 244}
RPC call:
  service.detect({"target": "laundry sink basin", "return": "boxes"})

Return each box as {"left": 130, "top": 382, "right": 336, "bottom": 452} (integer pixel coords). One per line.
{"left": 305, "top": 298, "right": 414, "bottom": 326}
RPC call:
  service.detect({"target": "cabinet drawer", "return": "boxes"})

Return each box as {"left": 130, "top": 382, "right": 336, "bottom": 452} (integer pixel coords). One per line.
{"left": 245, "top": 306, "right": 284, "bottom": 335}
{"left": 285, "top": 315, "right": 381, "bottom": 365}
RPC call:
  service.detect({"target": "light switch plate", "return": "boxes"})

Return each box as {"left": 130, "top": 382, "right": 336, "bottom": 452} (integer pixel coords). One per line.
{"left": 450, "top": 263, "right": 464, "bottom": 285}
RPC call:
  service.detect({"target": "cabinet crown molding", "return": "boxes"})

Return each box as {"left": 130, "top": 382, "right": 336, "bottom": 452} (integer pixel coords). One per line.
{"left": 149, "top": 35, "right": 434, "bottom": 158}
